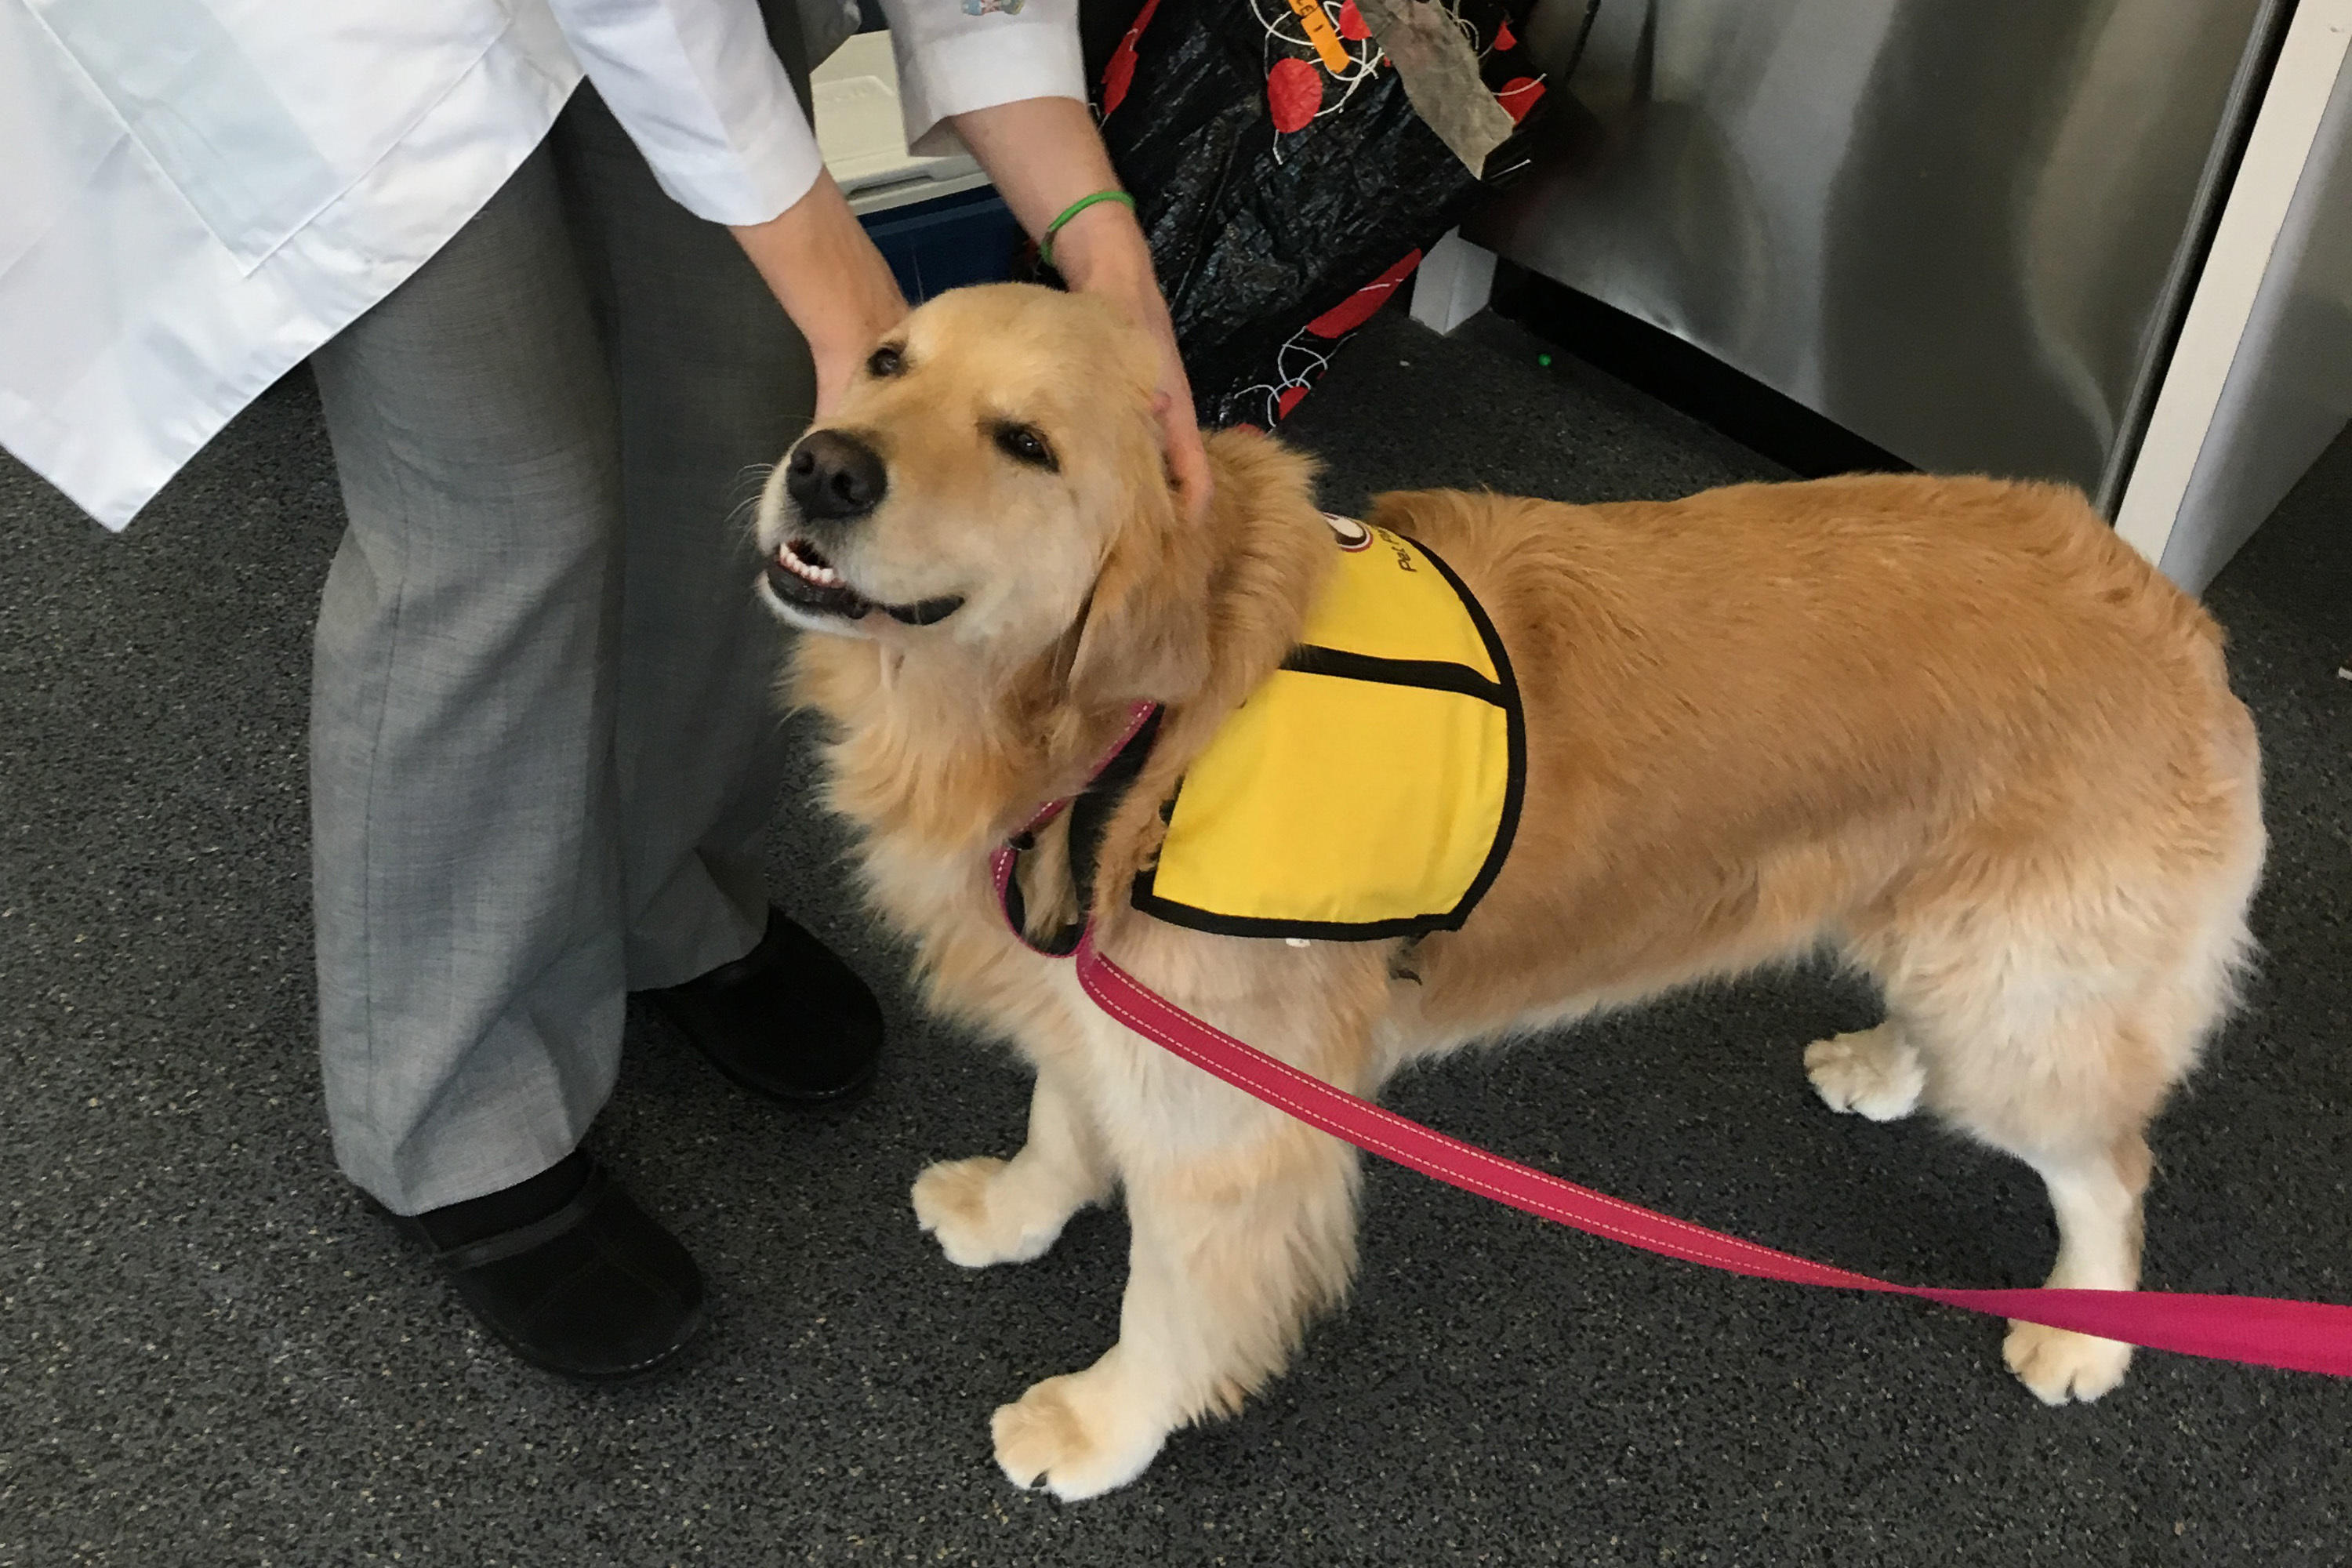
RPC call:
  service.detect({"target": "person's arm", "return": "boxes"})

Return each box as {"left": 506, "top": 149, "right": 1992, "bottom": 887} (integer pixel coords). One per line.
{"left": 880, "top": 0, "right": 1210, "bottom": 517}
{"left": 541, "top": 0, "right": 825, "bottom": 225}
{"left": 539, "top": 0, "right": 905, "bottom": 412}
{"left": 548, "top": 0, "right": 1204, "bottom": 505}
{"left": 728, "top": 175, "right": 908, "bottom": 417}
{"left": 949, "top": 96, "right": 1212, "bottom": 521}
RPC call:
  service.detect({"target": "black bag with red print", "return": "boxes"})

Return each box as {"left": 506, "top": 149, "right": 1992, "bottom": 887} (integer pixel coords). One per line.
{"left": 1076, "top": 0, "right": 1546, "bottom": 430}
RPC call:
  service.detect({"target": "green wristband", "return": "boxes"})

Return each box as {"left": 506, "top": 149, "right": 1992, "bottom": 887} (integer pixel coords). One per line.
{"left": 1039, "top": 190, "right": 1137, "bottom": 272}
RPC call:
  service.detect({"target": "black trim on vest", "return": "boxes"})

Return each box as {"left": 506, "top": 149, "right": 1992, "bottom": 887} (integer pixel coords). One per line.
{"left": 1279, "top": 644, "right": 1510, "bottom": 706}
{"left": 1419, "top": 537, "right": 1526, "bottom": 930}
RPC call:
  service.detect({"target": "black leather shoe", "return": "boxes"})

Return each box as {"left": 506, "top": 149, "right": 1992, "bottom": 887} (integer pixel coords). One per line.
{"left": 640, "top": 907, "right": 883, "bottom": 1104}
{"left": 372, "top": 1156, "right": 704, "bottom": 1384}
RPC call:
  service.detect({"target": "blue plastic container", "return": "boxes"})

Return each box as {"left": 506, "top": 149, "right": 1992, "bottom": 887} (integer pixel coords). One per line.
{"left": 862, "top": 186, "right": 1022, "bottom": 304}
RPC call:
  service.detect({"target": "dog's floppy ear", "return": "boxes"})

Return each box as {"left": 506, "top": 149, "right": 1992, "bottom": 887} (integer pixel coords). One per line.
{"left": 1065, "top": 447, "right": 1213, "bottom": 705}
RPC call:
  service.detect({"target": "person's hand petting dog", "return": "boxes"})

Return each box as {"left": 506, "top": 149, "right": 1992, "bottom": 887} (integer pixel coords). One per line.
{"left": 728, "top": 95, "right": 1212, "bottom": 524}
{"left": 729, "top": 169, "right": 910, "bottom": 420}
{"left": 956, "top": 97, "right": 1210, "bottom": 524}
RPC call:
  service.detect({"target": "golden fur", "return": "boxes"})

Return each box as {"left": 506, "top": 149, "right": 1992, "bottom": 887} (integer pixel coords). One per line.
{"left": 755, "top": 284, "right": 2264, "bottom": 1500}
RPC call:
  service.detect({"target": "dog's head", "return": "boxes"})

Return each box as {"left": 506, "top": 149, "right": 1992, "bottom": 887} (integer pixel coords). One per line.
{"left": 756, "top": 284, "right": 1207, "bottom": 701}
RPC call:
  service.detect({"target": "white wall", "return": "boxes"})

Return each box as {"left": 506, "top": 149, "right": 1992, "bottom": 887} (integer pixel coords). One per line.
{"left": 2116, "top": 2, "right": 2352, "bottom": 592}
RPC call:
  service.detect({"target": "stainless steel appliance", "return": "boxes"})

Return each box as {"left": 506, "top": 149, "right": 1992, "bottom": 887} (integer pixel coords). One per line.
{"left": 1466, "top": 0, "right": 2291, "bottom": 513}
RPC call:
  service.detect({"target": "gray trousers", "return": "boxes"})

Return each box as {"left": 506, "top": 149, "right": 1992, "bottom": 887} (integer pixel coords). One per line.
{"left": 307, "top": 82, "right": 815, "bottom": 1215}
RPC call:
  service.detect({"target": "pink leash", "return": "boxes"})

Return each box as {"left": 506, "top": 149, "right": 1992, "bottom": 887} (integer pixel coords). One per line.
{"left": 1000, "top": 702, "right": 2352, "bottom": 1379}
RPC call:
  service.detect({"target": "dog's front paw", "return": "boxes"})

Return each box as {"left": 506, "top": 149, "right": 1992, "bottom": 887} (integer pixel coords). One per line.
{"left": 1804, "top": 1026, "right": 1925, "bottom": 1123}
{"left": 992, "top": 1367, "right": 1168, "bottom": 1501}
{"left": 912, "top": 1156, "right": 1070, "bottom": 1268}
{"left": 2004, "top": 1319, "right": 2133, "bottom": 1405}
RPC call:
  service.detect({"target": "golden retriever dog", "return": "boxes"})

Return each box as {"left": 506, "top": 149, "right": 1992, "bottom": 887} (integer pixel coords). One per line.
{"left": 754, "top": 283, "right": 2263, "bottom": 1499}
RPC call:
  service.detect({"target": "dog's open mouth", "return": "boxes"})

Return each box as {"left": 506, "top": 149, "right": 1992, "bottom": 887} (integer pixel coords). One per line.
{"left": 768, "top": 536, "right": 867, "bottom": 618}
{"left": 764, "top": 537, "right": 964, "bottom": 626}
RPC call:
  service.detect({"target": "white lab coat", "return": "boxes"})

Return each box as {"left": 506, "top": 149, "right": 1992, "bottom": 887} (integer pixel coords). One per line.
{"left": 0, "top": 0, "right": 1082, "bottom": 529}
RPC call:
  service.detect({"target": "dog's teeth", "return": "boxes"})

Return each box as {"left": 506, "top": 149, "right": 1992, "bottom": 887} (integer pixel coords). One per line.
{"left": 776, "top": 544, "right": 842, "bottom": 586}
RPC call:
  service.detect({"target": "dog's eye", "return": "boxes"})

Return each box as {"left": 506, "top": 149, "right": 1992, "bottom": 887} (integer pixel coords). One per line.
{"left": 993, "top": 422, "right": 1057, "bottom": 471}
{"left": 866, "top": 344, "right": 905, "bottom": 378}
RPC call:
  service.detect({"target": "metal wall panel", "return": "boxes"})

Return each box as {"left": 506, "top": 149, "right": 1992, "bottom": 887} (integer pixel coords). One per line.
{"left": 1468, "top": 0, "right": 2283, "bottom": 499}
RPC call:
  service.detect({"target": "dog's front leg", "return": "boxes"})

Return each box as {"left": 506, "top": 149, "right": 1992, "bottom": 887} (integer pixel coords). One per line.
{"left": 913, "top": 1063, "right": 1114, "bottom": 1268}
{"left": 991, "top": 1109, "right": 1360, "bottom": 1500}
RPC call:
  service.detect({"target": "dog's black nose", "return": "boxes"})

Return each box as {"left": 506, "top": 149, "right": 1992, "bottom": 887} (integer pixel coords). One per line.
{"left": 785, "top": 430, "right": 887, "bottom": 521}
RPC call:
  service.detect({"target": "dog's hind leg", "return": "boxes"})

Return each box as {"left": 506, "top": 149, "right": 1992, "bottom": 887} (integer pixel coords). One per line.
{"left": 1891, "top": 979, "right": 2165, "bottom": 1403}
{"left": 1875, "top": 913, "right": 2238, "bottom": 1405}
{"left": 914, "top": 1064, "right": 1114, "bottom": 1268}
{"left": 1804, "top": 1018, "right": 1927, "bottom": 1122}
{"left": 1893, "top": 786, "right": 2256, "bottom": 1402}
{"left": 1999, "top": 1130, "right": 2154, "bottom": 1403}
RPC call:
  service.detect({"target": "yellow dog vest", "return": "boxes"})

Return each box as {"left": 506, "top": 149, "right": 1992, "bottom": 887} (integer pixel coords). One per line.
{"left": 1131, "top": 516, "right": 1525, "bottom": 941}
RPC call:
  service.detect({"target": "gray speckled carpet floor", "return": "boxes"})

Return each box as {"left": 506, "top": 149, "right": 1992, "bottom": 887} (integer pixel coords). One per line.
{"left": 4, "top": 309, "right": 2348, "bottom": 1567}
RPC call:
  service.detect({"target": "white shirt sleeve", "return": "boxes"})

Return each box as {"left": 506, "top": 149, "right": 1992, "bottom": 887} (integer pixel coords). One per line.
{"left": 542, "top": 0, "right": 1087, "bottom": 228}
{"left": 542, "top": 0, "right": 826, "bottom": 226}
{"left": 878, "top": 0, "right": 1087, "bottom": 159}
